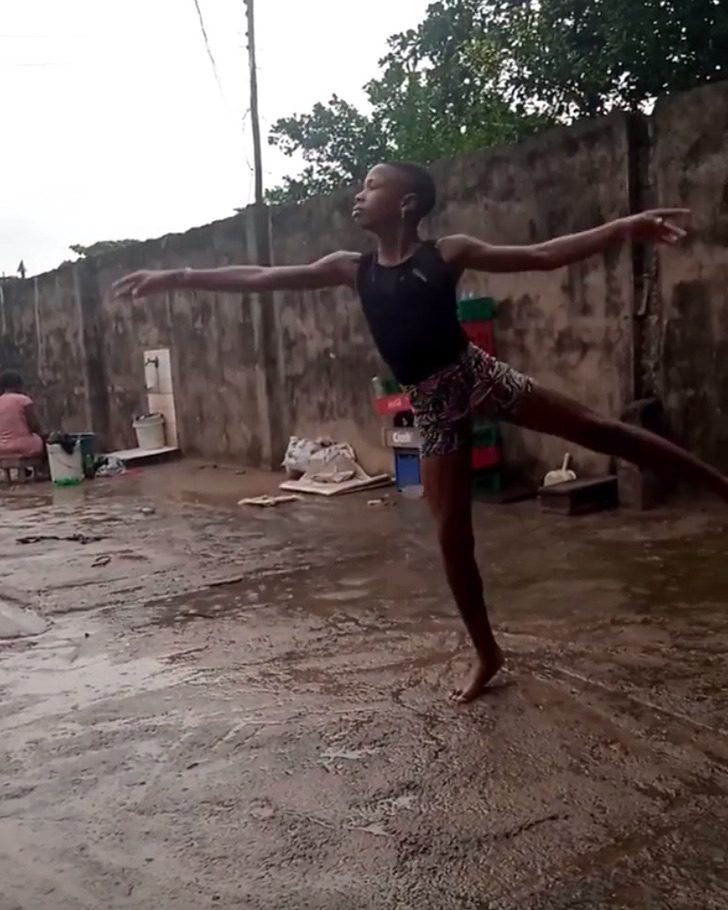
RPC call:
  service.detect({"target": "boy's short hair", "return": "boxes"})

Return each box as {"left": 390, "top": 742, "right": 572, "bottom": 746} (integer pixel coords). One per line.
{"left": 389, "top": 161, "right": 437, "bottom": 220}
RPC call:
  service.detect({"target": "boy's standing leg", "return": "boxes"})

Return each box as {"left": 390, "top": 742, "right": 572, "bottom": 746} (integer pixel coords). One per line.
{"left": 420, "top": 444, "right": 504, "bottom": 703}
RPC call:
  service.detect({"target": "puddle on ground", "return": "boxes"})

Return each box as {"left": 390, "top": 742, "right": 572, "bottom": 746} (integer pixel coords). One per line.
{"left": 0, "top": 600, "right": 48, "bottom": 639}
{"left": 0, "top": 494, "right": 55, "bottom": 511}
{"left": 0, "top": 641, "right": 185, "bottom": 729}
{"left": 582, "top": 533, "right": 728, "bottom": 615}
{"left": 320, "top": 746, "right": 381, "bottom": 762}
{"left": 497, "top": 521, "right": 728, "bottom": 621}
{"left": 143, "top": 545, "right": 446, "bottom": 639}
{"left": 318, "top": 589, "right": 369, "bottom": 603}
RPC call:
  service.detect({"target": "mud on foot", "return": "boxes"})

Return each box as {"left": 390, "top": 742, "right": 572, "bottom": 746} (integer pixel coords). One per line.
{"left": 451, "top": 646, "right": 505, "bottom": 703}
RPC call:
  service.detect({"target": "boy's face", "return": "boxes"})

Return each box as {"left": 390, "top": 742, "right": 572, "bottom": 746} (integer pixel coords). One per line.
{"left": 353, "top": 164, "right": 413, "bottom": 231}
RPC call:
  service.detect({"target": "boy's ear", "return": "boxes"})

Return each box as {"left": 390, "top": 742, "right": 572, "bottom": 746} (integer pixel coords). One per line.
{"left": 401, "top": 193, "right": 418, "bottom": 219}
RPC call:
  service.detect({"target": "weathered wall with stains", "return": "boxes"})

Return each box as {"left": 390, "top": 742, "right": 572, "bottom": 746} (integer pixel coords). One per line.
{"left": 0, "top": 267, "right": 89, "bottom": 433}
{"left": 269, "top": 191, "right": 388, "bottom": 473}
{"left": 264, "top": 115, "right": 636, "bottom": 477}
{"left": 0, "top": 117, "right": 645, "bottom": 477}
{"left": 651, "top": 83, "right": 728, "bottom": 471}
{"left": 262, "top": 114, "right": 636, "bottom": 478}
{"left": 4, "top": 81, "right": 728, "bottom": 477}
{"left": 427, "top": 114, "right": 636, "bottom": 475}
{"left": 93, "top": 214, "right": 271, "bottom": 463}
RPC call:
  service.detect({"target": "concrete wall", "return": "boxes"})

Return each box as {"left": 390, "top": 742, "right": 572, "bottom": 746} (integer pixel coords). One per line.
{"left": 651, "top": 83, "right": 728, "bottom": 470}
{"left": 428, "top": 114, "right": 635, "bottom": 475}
{"left": 0, "top": 267, "right": 89, "bottom": 433}
{"left": 3, "top": 81, "right": 728, "bottom": 477}
{"left": 269, "top": 191, "right": 390, "bottom": 473}
{"left": 269, "top": 114, "right": 636, "bottom": 477}
{"left": 93, "top": 215, "right": 270, "bottom": 464}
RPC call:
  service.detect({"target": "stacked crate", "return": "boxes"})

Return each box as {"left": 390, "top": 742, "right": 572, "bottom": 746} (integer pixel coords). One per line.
{"left": 372, "top": 383, "right": 419, "bottom": 491}
{"left": 458, "top": 297, "right": 502, "bottom": 494}
{"left": 372, "top": 296, "right": 502, "bottom": 493}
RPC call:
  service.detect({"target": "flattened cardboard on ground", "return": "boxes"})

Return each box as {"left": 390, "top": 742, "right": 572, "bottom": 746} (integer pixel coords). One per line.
{"left": 279, "top": 474, "right": 393, "bottom": 497}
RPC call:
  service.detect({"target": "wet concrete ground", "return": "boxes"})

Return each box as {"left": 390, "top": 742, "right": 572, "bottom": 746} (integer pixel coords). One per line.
{"left": 1, "top": 461, "right": 728, "bottom": 909}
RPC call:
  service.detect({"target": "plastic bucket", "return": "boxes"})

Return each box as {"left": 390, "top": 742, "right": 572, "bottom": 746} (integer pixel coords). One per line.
{"left": 47, "top": 443, "right": 83, "bottom": 484}
{"left": 133, "top": 413, "right": 166, "bottom": 450}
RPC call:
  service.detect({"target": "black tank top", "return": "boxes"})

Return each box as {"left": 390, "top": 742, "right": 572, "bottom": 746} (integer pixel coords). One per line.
{"left": 357, "top": 241, "right": 468, "bottom": 386}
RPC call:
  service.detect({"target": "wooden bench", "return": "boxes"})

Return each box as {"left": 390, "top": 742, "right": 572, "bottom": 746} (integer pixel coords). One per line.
{"left": 538, "top": 475, "right": 619, "bottom": 516}
{"left": 0, "top": 456, "right": 48, "bottom": 485}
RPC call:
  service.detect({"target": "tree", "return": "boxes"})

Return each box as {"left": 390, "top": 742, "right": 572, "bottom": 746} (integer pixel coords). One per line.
{"left": 266, "top": 96, "right": 391, "bottom": 204}
{"left": 70, "top": 239, "right": 139, "bottom": 258}
{"left": 365, "top": 0, "right": 542, "bottom": 162}
{"left": 486, "top": 0, "right": 728, "bottom": 120}
{"left": 267, "top": 0, "right": 728, "bottom": 202}
{"left": 266, "top": 0, "right": 547, "bottom": 203}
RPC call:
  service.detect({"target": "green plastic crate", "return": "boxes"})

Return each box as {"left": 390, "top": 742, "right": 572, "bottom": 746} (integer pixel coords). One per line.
{"left": 382, "top": 377, "right": 401, "bottom": 395}
{"left": 472, "top": 421, "right": 500, "bottom": 448}
{"left": 457, "top": 296, "right": 496, "bottom": 323}
{"left": 472, "top": 469, "right": 502, "bottom": 495}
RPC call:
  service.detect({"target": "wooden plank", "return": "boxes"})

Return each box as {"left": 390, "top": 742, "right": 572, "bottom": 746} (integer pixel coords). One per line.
{"left": 538, "top": 476, "right": 619, "bottom": 516}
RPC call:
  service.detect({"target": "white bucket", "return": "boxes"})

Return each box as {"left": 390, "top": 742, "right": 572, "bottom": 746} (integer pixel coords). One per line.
{"left": 133, "top": 413, "right": 166, "bottom": 450}
{"left": 47, "top": 443, "right": 83, "bottom": 484}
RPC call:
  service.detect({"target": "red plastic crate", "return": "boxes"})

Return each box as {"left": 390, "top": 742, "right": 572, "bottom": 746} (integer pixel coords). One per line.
{"left": 463, "top": 320, "right": 495, "bottom": 355}
{"left": 471, "top": 444, "right": 501, "bottom": 471}
{"left": 374, "top": 392, "right": 412, "bottom": 416}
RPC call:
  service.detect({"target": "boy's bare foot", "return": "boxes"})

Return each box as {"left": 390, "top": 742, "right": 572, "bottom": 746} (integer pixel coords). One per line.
{"left": 451, "top": 646, "right": 505, "bottom": 703}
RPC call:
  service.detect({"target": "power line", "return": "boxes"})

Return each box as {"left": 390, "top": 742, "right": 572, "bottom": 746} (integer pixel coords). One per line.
{"left": 190, "top": 0, "right": 257, "bottom": 204}
{"left": 191, "top": 0, "right": 226, "bottom": 103}
{"left": 0, "top": 61, "right": 70, "bottom": 67}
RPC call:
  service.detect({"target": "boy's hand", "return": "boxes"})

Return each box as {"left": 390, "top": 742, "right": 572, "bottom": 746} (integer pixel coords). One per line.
{"left": 621, "top": 209, "right": 690, "bottom": 244}
{"left": 112, "top": 269, "right": 182, "bottom": 299}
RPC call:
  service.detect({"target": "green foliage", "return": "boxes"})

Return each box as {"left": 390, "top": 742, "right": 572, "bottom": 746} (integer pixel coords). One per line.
{"left": 265, "top": 96, "right": 390, "bottom": 204}
{"left": 70, "top": 239, "right": 138, "bottom": 258}
{"left": 364, "top": 0, "right": 542, "bottom": 162}
{"left": 487, "top": 0, "right": 728, "bottom": 119}
{"left": 267, "top": 0, "right": 547, "bottom": 204}
{"left": 267, "top": 0, "right": 728, "bottom": 203}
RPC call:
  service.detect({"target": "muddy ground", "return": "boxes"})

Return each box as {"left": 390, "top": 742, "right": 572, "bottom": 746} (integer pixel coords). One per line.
{"left": 1, "top": 461, "right": 728, "bottom": 909}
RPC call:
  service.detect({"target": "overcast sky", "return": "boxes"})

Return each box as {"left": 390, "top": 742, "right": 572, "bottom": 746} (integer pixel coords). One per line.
{"left": 1, "top": 0, "right": 431, "bottom": 276}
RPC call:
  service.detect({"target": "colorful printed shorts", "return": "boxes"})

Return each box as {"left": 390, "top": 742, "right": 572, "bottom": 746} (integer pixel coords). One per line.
{"left": 405, "top": 344, "right": 533, "bottom": 458}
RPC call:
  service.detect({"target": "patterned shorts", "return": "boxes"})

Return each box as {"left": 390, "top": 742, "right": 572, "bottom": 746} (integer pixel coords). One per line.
{"left": 405, "top": 344, "right": 533, "bottom": 458}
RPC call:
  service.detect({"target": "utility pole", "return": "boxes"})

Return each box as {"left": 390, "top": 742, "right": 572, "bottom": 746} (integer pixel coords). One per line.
{"left": 242, "top": 0, "right": 279, "bottom": 470}
{"left": 244, "top": 0, "right": 264, "bottom": 206}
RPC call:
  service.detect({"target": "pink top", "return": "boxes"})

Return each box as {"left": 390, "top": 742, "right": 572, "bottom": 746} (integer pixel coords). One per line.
{"left": 0, "top": 392, "right": 44, "bottom": 458}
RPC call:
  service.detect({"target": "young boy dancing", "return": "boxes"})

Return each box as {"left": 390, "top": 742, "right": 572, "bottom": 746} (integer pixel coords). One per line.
{"left": 114, "top": 162, "right": 728, "bottom": 702}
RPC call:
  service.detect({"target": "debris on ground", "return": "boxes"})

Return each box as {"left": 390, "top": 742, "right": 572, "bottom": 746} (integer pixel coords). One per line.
{"left": 139, "top": 506, "right": 156, "bottom": 516}
{"left": 91, "top": 555, "right": 111, "bottom": 568}
{"left": 282, "top": 436, "right": 332, "bottom": 479}
{"left": 196, "top": 463, "right": 246, "bottom": 475}
{"left": 401, "top": 485, "right": 425, "bottom": 500}
{"left": 280, "top": 437, "right": 392, "bottom": 497}
{"left": 238, "top": 494, "right": 302, "bottom": 508}
{"left": 94, "top": 455, "right": 127, "bottom": 477}
{"left": 17, "top": 533, "right": 106, "bottom": 546}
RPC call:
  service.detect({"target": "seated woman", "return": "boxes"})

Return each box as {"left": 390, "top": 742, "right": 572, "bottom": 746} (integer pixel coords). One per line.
{"left": 0, "top": 370, "right": 45, "bottom": 459}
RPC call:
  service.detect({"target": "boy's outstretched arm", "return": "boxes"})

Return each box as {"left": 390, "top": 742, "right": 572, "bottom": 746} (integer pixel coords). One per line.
{"left": 112, "top": 251, "right": 361, "bottom": 299}
{"left": 438, "top": 209, "right": 690, "bottom": 274}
